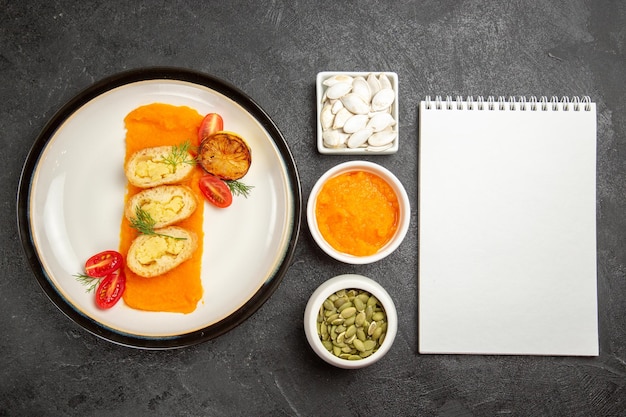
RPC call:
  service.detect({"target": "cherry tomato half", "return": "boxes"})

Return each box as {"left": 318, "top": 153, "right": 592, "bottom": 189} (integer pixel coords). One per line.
{"left": 199, "top": 174, "right": 233, "bottom": 208}
{"left": 95, "top": 270, "right": 126, "bottom": 309}
{"left": 85, "top": 250, "right": 123, "bottom": 278}
{"left": 198, "top": 113, "right": 224, "bottom": 142}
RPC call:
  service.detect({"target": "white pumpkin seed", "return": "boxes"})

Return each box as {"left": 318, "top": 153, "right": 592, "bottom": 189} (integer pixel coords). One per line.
{"left": 367, "top": 73, "right": 381, "bottom": 95}
{"left": 322, "top": 129, "right": 348, "bottom": 148}
{"left": 342, "top": 114, "right": 369, "bottom": 133}
{"left": 332, "top": 108, "right": 352, "bottom": 130}
{"left": 323, "top": 74, "right": 354, "bottom": 87}
{"left": 368, "top": 129, "right": 397, "bottom": 147}
{"left": 366, "top": 143, "right": 394, "bottom": 152}
{"left": 341, "top": 93, "right": 370, "bottom": 114}
{"left": 352, "top": 76, "right": 371, "bottom": 103}
{"left": 378, "top": 72, "right": 392, "bottom": 90}
{"left": 371, "top": 88, "right": 395, "bottom": 111}
{"left": 331, "top": 99, "right": 344, "bottom": 114}
{"left": 347, "top": 128, "right": 373, "bottom": 148}
{"left": 320, "top": 103, "right": 334, "bottom": 130}
{"left": 366, "top": 112, "right": 396, "bottom": 132}
{"left": 326, "top": 82, "right": 352, "bottom": 100}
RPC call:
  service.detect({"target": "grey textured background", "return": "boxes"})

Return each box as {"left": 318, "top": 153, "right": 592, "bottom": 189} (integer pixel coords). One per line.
{"left": 2, "top": 1, "right": 625, "bottom": 416}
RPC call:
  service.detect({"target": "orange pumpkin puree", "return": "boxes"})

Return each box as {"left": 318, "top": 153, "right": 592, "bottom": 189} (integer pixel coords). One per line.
{"left": 315, "top": 171, "right": 399, "bottom": 256}
{"left": 119, "top": 103, "right": 205, "bottom": 314}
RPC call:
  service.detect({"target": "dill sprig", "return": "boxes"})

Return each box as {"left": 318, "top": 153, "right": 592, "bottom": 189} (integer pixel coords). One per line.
{"left": 162, "top": 140, "right": 197, "bottom": 168}
{"left": 130, "top": 206, "right": 186, "bottom": 240}
{"left": 226, "top": 180, "right": 254, "bottom": 198}
{"left": 74, "top": 273, "right": 100, "bottom": 293}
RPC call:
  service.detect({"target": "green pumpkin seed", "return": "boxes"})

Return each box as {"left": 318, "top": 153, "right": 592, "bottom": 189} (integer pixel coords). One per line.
{"left": 354, "top": 298, "right": 366, "bottom": 312}
{"left": 333, "top": 340, "right": 346, "bottom": 348}
{"left": 367, "top": 295, "right": 379, "bottom": 307}
{"left": 337, "top": 301, "right": 352, "bottom": 313}
{"left": 372, "top": 311, "right": 385, "bottom": 321}
{"left": 343, "top": 315, "right": 356, "bottom": 326}
{"left": 326, "top": 313, "right": 339, "bottom": 324}
{"left": 334, "top": 297, "right": 348, "bottom": 308}
{"left": 340, "top": 307, "right": 357, "bottom": 319}
{"left": 333, "top": 346, "right": 343, "bottom": 356}
{"left": 353, "top": 339, "right": 366, "bottom": 352}
{"left": 348, "top": 355, "right": 362, "bottom": 360}
{"left": 331, "top": 318, "right": 344, "bottom": 325}
{"left": 356, "top": 328, "right": 367, "bottom": 342}
{"left": 355, "top": 311, "right": 366, "bottom": 327}
{"left": 345, "top": 325, "right": 357, "bottom": 338}
{"left": 359, "top": 350, "right": 373, "bottom": 358}
{"left": 372, "top": 326, "right": 383, "bottom": 340}
{"left": 368, "top": 321, "right": 377, "bottom": 336}
{"left": 363, "top": 340, "right": 377, "bottom": 351}
{"left": 322, "top": 340, "right": 333, "bottom": 351}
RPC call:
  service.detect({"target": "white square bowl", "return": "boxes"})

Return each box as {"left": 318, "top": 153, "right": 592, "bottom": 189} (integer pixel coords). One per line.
{"left": 316, "top": 71, "right": 399, "bottom": 155}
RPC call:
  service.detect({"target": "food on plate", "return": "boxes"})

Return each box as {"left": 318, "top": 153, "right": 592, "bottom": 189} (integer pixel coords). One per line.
{"left": 84, "top": 250, "right": 124, "bottom": 278}
{"left": 118, "top": 103, "right": 254, "bottom": 313}
{"left": 126, "top": 226, "right": 198, "bottom": 278}
{"left": 225, "top": 179, "right": 254, "bottom": 198}
{"left": 197, "top": 113, "right": 254, "bottom": 202}
{"left": 120, "top": 103, "right": 205, "bottom": 313}
{"left": 198, "top": 174, "right": 233, "bottom": 208}
{"left": 125, "top": 185, "right": 197, "bottom": 229}
{"left": 198, "top": 113, "right": 224, "bottom": 141}
{"left": 198, "top": 131, "right": 252, "bottom": 180}
{"left": 95, "top": 269, "right": 126, "bottom": 309}
{"left": 125, "top": 143, "right": 196, "bottom": 188}
{"left": 314, "top": 170, "right": 399, "bottom": 256}
{"left": 74, "top": 250, "right": 126, "bottom": 309}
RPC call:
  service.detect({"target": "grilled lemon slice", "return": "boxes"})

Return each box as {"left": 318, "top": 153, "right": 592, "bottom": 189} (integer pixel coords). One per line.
{"left": 198, "top": 131, "right": 252, "bottom": 180}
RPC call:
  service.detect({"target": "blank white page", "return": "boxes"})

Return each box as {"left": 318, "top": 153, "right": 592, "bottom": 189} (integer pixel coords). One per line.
{"left": 418, "top": 98, "right": 598, "bottom": 356}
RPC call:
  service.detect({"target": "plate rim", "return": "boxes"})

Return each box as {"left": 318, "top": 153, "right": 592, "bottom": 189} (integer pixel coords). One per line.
{"left": 16, "top": 66, "right": 302, "bottom": 349}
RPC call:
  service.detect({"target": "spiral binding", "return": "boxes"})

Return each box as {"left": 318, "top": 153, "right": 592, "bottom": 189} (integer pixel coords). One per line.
{"left": 423, "top": 96, "right": 593, "bottom": 111}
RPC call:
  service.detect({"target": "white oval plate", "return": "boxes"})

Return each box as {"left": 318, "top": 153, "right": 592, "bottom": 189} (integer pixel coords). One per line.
{"left": 17, "top": 68, "right": 301, "bottom": 349}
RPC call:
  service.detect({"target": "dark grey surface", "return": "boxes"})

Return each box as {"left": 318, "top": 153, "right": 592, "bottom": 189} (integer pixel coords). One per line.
{"left": 2, "top": 1, "right": 625, "bottom": 416}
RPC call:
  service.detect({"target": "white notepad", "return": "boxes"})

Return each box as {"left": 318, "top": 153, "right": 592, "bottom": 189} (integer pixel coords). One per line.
{"left": 418, "top": 96, "right": 598, "bottom": 356}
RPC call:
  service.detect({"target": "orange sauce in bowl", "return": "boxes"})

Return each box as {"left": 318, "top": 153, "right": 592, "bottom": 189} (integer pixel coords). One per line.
{"left": 119, "top": 103, "right": 205, "bottom": 314}
{"left": 315, "top": 171, "right": 399, "bottom": 256}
